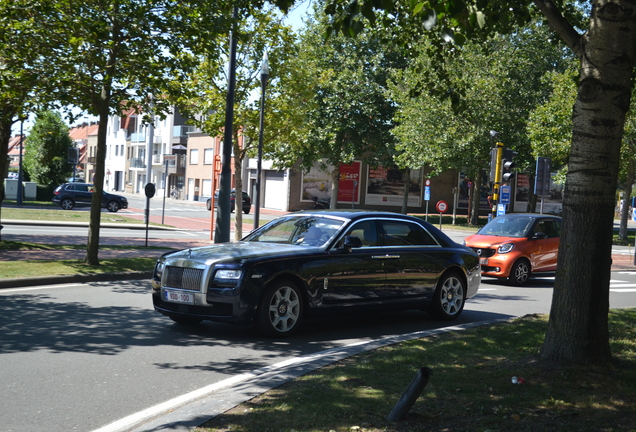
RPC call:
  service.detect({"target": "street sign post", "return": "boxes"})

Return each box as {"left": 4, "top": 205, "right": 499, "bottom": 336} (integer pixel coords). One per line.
{"left": 436, "top": 200, "right": 448, "bottom": 230}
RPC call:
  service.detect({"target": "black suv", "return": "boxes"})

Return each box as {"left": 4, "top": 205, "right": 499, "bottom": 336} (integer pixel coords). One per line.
{"left": 52, "top": 183, "right": 128, "bottom": 212}
{"left": 206, "top": 190, "right": 251, "bottom": 214}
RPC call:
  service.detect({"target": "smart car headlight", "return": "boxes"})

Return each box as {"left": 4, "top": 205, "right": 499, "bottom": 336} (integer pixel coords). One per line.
{"left": 498, "top": 243, "right": 515, "bottom": 254}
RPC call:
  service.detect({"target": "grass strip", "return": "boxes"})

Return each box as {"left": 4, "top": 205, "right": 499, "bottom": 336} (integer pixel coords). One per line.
{"left": 0, "top": 258, "right": 158, "bottom": 279}
{"left": 1, "top": 206, "right": 162, "bottom": 226}
{"left": 196, "top": 311, "right": 636, "bottom": 432}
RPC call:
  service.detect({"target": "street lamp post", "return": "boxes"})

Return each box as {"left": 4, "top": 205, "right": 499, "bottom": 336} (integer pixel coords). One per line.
{"left": 254, "top": 52, "right": 269, "bottom": 230}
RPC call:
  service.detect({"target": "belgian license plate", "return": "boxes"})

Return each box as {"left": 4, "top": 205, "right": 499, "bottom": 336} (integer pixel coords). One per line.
{"left": 479, "top": 258, "right": 488, "bottom": 265}
{"left": 163, "top": 289, "right": 195, "bottom": 305}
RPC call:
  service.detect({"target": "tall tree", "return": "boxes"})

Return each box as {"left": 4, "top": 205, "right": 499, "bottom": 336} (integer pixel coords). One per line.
{"left": 390, "top": 24, "right": 569, "bottom": 223}
{"left": 172, "top": 5, "right": 296, "bottom": 240}
{"left": 270, "top": 6, "right": 405, "bottom": 208}
{"left": 285, "top": 0, "right": 630, "bottom": 365}
{"left": 40, "top": 0, "right": 242, "bottom": 263}
{"left": 23, "top": 111, "right": 73, "bottom": 186}
{"left": 0, "top": 0, "right": 60, "bottom": 219}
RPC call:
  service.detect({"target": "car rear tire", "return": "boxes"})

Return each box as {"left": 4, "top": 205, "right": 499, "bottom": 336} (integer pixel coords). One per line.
{"left": 428, "top": 272, "right": 466, "bottom": 320}
{"left": 509, "top": 259, "right": 530, "bottom": 286}
{"left": 206, "top": 199, "right": 211, "bottom": 211}
{"left": 169, "top": 315, "right": 203, "bottom": 325}
{"left": 106, "top": 201, "right": 120, "bottom": 212}
{"left": 60, "top": 198, "right": 75, "bottom": 210}
{"left": 244, "top": 208, "right": 250, "bottom": 214}
{"left": 256, "top": 280, "right": 303, "bottom": 337}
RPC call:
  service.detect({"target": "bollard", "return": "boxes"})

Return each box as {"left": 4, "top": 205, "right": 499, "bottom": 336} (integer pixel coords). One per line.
{"left": 386, "top": 367, "right": 432, "bottom": 422}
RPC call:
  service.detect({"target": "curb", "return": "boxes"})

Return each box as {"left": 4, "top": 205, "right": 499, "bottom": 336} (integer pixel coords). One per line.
{"left": 0, "top": 271, "right": 152, "bottom": 289}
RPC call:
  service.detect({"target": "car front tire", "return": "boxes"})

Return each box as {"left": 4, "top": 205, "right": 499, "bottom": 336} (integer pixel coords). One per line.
{"left": 206, "top": 199, "right": 211, "bottom": 211}
{"left": 509, "top": 259, "right": 530, "bottom": 286}
{"left": 106, "top": 201, "right": 120, "bottom": 212}
{"left": 60, "top": 198, "right": 75, "bottom": 210}
{"left": 429, "top": 272, "right": 466, "bottom": 320}
{"left": 257, "top": 280, "right": 303, "bottom": 337}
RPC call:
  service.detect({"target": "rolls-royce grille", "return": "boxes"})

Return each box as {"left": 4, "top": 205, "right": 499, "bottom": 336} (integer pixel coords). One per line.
{"left": 165, "top": 267, "right": 204, "bottom": 291}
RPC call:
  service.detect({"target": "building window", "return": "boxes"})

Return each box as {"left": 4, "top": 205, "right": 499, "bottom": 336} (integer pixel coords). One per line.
{"left": 190, "top": 149, "right": 199, "bottom": 165}
{"left": 204, "top": 149, "right": 213, "bottom": 165}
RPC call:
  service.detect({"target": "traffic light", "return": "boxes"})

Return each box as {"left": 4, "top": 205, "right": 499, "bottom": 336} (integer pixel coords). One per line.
{"left": 535, "top": 156, "right": 551, "bottom": 195}
{"left": 501, "top": 149, "right": 517, "bottom": 183}
{"left": 67, "top": 147, "right": 79, "bottom": 164}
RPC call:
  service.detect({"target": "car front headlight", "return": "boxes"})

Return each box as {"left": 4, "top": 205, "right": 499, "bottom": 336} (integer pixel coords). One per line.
{"left": 154, "top": 261, "right": 165, "bottom": 279}
{"left": 497, "top": 243, "right": 515, "bottom": 254}
{"left": 211, "top": 269, "right": 243, "bottom": 288}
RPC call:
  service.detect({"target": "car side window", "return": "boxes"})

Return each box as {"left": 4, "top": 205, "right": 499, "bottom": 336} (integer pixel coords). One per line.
{"left": 344, "top": 220, "right": 378, "bottom": 247}
{"left": 541, "top": 220, "right": 560, "bottom": 238}
{"left": 380, "top": 220, "right": 439, "bottom": 246}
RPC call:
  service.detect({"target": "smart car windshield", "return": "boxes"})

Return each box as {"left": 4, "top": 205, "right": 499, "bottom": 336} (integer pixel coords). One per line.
{"left": 477, "top": 216, "right": 534, "bottom": 238}
{"left": 243, "top": 216, "right": 344, "bottom": 246}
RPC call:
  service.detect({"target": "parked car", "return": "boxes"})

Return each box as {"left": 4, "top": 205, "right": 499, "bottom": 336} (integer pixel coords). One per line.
{"left": 463, "top": 213, "right": 561, "bottom": 286}
{"left": 52, "top": 183, "right": 128, "bottom": 212}
{"left": 206, "top": 190, "right": 251, "bottom": 214}
{"left": 151, "top": 211, "right": 481, "bottom": 336}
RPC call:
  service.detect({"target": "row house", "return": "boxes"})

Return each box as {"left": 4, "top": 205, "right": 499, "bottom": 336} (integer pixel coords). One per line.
{"left": 95, "top": 107, "right": 466, "bottom": 215}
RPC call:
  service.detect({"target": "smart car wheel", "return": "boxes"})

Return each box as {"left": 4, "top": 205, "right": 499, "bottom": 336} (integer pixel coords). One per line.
{"left": 257, "top": 280, "right": 303, "bottom": 337}
{"left": 428, "top": 272, "right": 466, "bottom": 321}
{"left": 243, "top": 208, "right": 250, "bottom": 214}
{"left": 509, "top": 259, "right": 530, "bottom": 286}
{"left": 106, "top": 200, "right": 120, "bottom": 212}
{"left": 169, "top": 315, "right": 203, "bottom": 325}
{"left": 60, "top": 198, "right": 75, "bottom": 210}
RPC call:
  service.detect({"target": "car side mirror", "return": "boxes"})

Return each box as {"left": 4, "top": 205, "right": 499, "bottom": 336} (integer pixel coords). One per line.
{"left": 343, "top": 235, "right": 362, "bottom": 250}
{"left": 533, "top": 232, "right": 548, "bottom": 240}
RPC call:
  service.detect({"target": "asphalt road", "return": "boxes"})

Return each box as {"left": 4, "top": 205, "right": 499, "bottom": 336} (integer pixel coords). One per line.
{"left": 3, "top": 274, "right": 636, "bottom": 432}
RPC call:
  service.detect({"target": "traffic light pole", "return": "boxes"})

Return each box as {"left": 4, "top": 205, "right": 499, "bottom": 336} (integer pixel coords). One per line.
{"left": 491, "top": 142, "right": 504, "bottom": 218}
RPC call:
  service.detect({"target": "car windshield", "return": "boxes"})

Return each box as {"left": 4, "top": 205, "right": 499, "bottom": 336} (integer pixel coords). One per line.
{"left": 243, "top": 215, "right": 344, "bottom": 247}
{"left": 477, "top": 216, "right": 535, "bottom": 238}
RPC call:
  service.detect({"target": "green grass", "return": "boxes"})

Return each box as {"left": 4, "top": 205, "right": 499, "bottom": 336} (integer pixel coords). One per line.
{"left": 196, "top": 311, "right": 636, "bottom": 432}
{"left": 1, "top": 206, "right": 151, "bottom": 225}
{"left": 0, "top": 242, "right": 171, "bottom": 278}
{"left": 0, "top": 257, "right": 157, "bottom": 278}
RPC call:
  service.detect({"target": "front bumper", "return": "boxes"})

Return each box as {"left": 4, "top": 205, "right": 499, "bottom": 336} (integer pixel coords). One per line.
{"left": 151, "top": 278, "right": 256, "bottom": 324}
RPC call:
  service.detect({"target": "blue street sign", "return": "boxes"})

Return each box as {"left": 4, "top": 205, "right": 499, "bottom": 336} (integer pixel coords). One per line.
{"left": 424, "top": 186, "right": 430, "bottom": 201}
{"left": 500, "top": 185, "right": 511, "bottom": 205}
{"left": 497, "top": 203, "right": 506, "bottom": 216}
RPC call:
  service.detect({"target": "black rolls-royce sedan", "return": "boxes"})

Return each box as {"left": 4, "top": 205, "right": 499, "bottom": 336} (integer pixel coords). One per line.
{"left": 151, "top": 211, "right": 481, "bottom": 336}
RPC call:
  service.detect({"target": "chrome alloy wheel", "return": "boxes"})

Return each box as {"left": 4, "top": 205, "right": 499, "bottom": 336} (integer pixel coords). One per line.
{"left": 439, "top": 276, "right": 464, "bottom": 317}
{"left": 267, "top": 285, "right": 301, "bottom": 333}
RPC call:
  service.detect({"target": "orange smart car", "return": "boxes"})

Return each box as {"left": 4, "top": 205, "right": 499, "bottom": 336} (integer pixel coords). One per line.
{"left": 463, "top": 214, "right": 561, "bottom": 285}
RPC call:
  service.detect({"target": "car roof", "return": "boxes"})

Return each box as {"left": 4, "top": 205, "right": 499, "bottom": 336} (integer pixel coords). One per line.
{"left": 493, "top": 213, "right": 561, "bottom": 221}
{"left": 290, "top": 209, "right": 432, "bottom": 222}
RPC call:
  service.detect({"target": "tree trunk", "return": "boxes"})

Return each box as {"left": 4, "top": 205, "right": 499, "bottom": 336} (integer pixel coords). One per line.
{"left": 619, "top": 161, "right": 635, "bottom": 240}
{"left": 401, "top": 167, "right": 410, "bottom": 214}
{"left": 0, "top": 116, "right": 15, "bottom": 241}
{"left": 540, "top": 4, "right": 635, "bottom": 365}
{"left": 330, "top": 165, "right": 340, "bottom": 209}
{"left": 85, "top": 101, "right": 109, "bottom": 265}
{"left": 233, "top": 135, "right": 243, "bottom": 241}
{"left": 469, "top": 171, "right": 481, "bottom": 225}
